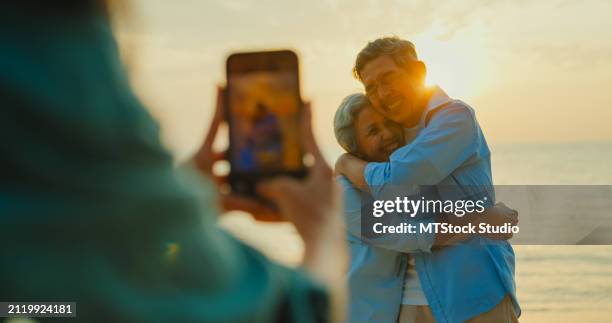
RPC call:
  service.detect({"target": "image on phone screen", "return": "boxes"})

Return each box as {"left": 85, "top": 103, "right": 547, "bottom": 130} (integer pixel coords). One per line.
{"left": 228, "top": 70, "right": 301, "bottom": 172}
{"left": 226, "top": 51, "right": 305, "bottom": 196}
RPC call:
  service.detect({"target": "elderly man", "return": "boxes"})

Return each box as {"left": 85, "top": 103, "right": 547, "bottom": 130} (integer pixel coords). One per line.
{"left": 335, "top": 37, "right": 520, "bottom": 323}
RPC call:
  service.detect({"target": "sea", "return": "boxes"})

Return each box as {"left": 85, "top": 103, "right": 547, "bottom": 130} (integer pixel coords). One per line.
{"left": 219, "top": 141, "right": 612, "bottom": 322}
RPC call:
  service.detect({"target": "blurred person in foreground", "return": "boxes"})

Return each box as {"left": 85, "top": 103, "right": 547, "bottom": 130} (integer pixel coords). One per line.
{"left": 0, "top": 1, "right": 346, "bottom": 322}
{"left": 335, "top": 38, "right": 520, "bottom": 322}
{"left": 334, "top": 94, "right": 518, "bottom": 323}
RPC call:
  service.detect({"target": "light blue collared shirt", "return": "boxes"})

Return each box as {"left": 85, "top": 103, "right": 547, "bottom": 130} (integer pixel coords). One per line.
{"left": 342, "top": 86, "right": 520, "bottom": 323}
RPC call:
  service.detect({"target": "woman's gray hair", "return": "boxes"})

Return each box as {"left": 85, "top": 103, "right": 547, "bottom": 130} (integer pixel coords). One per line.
{"left": 334, "top": 93, "right": 371, "bottom": 154}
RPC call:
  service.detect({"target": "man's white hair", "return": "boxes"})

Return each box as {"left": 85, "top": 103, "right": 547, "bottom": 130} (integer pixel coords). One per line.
{"left": 333, "top": 93, "right": 370, "bottom": 154}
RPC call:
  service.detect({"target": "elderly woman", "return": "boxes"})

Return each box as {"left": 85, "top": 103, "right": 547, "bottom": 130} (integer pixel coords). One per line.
{"left": 333, "top": 94, "right": 518, "bottom": 323}
{"left": 335, "top": 93, "right": 411, "bottom": 164}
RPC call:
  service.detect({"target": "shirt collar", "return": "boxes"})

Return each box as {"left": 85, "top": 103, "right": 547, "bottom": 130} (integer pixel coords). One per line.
{"left": 419, "top": 85, "right": 453, "bottom": 127}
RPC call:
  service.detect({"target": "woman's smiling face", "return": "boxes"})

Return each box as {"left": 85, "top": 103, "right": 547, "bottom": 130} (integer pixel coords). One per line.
{"left": 354, "top": 106, "right": 406, "bottom": 162}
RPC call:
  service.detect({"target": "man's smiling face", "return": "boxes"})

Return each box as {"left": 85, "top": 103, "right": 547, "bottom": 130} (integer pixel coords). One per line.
{"left": 361, "top": 55, "right": 426, "bottom": 128}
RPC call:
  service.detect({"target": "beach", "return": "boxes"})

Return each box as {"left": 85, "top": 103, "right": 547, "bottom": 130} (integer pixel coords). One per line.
{"left": 220, "top": 141, "right": 612, "bottom": 322}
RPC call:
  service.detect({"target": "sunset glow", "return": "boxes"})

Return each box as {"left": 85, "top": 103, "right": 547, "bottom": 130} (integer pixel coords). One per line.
{"left": 118, "top": 0, "right": 612, "bottom": 160}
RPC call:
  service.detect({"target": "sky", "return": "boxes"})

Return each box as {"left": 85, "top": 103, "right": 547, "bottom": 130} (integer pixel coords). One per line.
{"left": 114, "top": 0, "right": 612, "bottom": 160}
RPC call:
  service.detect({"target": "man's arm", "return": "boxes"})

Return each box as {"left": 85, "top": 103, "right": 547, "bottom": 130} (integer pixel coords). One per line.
{"left": 338, "top": 103, "right": 480, "bottom": 197}
{"left": 338, "top": 175, "right": 435, "bottom": 253}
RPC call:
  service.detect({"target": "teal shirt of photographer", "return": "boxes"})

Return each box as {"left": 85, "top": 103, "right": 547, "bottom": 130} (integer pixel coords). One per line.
{"left": 0, "top": 3, "right": 328, "bottom": 322}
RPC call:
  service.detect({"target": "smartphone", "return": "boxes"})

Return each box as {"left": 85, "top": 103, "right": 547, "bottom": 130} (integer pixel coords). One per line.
{"left": 225, "top": 50, "right": 307, "bottom": 197}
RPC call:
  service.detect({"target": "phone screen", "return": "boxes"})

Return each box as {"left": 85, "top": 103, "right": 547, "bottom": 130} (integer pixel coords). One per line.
{"left": 226, "top": 51, "right": 305, "bottom": 195}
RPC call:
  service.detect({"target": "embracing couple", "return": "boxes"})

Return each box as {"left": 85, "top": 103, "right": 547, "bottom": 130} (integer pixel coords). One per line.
{"left": 333, "top": 37, "right": 521, "bottom": 323}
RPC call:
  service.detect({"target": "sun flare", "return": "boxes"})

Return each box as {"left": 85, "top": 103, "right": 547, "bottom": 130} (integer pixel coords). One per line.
{"left": 412, "top": 22, "right": 492, "bottom": 100}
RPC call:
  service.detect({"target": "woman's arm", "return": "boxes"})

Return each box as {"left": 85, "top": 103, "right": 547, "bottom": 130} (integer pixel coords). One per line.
{"left": 335, "top": 153, "right": 369, "bottom": 189}
{"left": 339, "top": 176, "right": 517, "bottom": 253}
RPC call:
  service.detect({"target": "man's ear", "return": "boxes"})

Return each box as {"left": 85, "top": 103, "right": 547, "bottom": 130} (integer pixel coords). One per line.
{"left": 414, "top": 60, "right": 427, "bottom": 84}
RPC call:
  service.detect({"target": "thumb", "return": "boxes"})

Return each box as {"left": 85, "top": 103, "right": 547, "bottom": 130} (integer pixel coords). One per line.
{"left": 300, "top": 101, "right": 328, "bottom": 169}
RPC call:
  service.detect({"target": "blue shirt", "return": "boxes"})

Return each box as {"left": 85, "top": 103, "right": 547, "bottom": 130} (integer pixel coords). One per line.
{"left": 342, "top": 87, "right": 520, "bottom": 323}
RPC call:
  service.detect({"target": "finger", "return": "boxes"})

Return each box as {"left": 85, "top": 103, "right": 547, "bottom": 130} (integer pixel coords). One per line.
{"left": 506, "top": 210, "right": 519, "bottom": 223}
{"left": 492, "top": 203, "right": 517, "bottom": 219}
{"left": 203, "top": 86, "right": 226, "bottom": 150}
{"left": 196, "top": 150, "right": 226, "bottom": 175}
{"left": 211, "top": 150, "right": 227, "bottom": 163}
{"left": 507, "top": 209, "right": 517, "bottom": 218}
{"left": 213, "top": 174, "right": 228, "bottom": 186}
{"left": 299, "top": 102, "right": 330, "bottom": 173}
{"left": 205, "top": 149, "right": 229, "bottom": 177}
{"left": 300, "top": 102, "right": 318, "bottom": 157}
{"left": 494, "top": 202, "right": 513, "bottom": 215}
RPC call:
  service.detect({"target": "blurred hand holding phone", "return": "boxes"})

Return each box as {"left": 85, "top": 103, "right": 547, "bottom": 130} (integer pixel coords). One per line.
{"left": 194, "top": 50, "right": 347, "bottom": 320}
{"left": 226, "top": 51, "right": 307, "bottom": 195}
{"left": 194, "top": 86, "right": 283, "bottom": 221}
{"left": 194, "top": 50, "right": 327, "bottom": 222}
